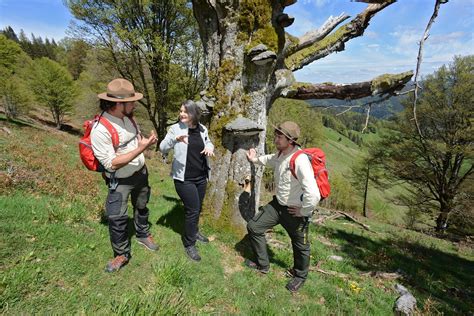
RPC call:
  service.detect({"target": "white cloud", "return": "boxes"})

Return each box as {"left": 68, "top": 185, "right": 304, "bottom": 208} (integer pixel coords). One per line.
{"left": 390, "top": 27, "right": 420, "bottom": 56}
{"left": 365, "top": 31, "right": 378, "bottom": 39}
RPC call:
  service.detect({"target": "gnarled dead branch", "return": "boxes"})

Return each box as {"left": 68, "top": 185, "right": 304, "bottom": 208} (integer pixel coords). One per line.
{"left": 284, "top": 14, "right": 350, "bottom": 57}
{"left": 282, "top": 71, "right": 413, "bottom": 100}
{"left": 285, "top": 1, "right": 396, "bottom": 71}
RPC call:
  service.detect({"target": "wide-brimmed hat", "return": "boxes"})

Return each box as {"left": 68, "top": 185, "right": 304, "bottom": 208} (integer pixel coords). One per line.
{"left": 97, "top": 78, "right": 143, "bottom": 102}
{"left": 273, "top": 121, "right": 301, "bottom": 145}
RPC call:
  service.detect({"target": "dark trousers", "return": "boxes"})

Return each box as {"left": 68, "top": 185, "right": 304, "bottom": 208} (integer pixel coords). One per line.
{"left": 174, "top": 176, "right": 207, "bottom": 247}
{"left": 247, "top": 196, "right": 310, "bottom": 279}
{"left": 105, "top": 166, "right": 151, "bottom": 257}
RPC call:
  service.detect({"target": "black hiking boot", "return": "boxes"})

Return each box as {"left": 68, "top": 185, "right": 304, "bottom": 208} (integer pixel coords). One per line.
{"left": 286, "top": 276, "right": 305, "bottom": 293}
{"left": 196, "top": 231, "right": 209, "bottom": 243}
{"left": 185, "top": 245, "right": 201, "bottom": 262}
{"left": 244, "top": 259, "right": 269, "bottom": 274}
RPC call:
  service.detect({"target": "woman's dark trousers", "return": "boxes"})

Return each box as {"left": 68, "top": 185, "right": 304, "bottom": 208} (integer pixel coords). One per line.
{"left": 174, "top": 176, "right": 207, "bottom": 247}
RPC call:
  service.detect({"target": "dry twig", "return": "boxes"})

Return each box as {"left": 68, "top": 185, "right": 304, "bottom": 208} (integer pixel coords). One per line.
{"left": 412, "top": 0, "right": 448, "bottom": 138}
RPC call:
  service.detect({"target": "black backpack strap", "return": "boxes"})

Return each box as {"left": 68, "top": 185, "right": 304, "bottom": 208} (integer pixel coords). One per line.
{"left": 118, "top": 134, "right": 138, "bottom": 149}
{"left": 117, "top": 116, "right": 140, "bottom": 149}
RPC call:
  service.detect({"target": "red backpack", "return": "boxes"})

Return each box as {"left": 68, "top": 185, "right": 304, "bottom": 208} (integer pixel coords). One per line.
{"left": 79, "top": 113, "right": 137, "bottom": 172}
{"left": 289, "top": 148, "right": 331, "bottom": 199}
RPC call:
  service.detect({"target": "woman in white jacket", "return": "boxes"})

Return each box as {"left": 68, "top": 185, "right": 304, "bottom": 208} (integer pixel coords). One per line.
{"left": 159, "top": 100, "right": 214, "bottom": 261}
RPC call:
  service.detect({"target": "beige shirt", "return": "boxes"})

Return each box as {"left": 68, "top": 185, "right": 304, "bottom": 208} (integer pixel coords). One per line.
{"left": 254, "top": 147, "right": 320, "bottom": 216}
{"left": 91, "top": 112, "right": 145, "bottom": 178}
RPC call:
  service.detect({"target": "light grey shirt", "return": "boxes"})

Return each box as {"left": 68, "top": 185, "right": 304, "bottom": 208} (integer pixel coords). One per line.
{"left": 159, "top": 121, "right": 214, "bottom": 181}
{"left": 90, "top": 112, "right": 144, "bottom": 178}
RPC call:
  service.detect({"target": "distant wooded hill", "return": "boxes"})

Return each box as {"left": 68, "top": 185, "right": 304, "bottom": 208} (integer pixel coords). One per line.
{"left": 306, "top": 81, "right": 414, "bottom": 119}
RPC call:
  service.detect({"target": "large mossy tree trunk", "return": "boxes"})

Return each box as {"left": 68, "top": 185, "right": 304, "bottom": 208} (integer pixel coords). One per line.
{"left": 192, "top": 0, "right": 413, "bottom": 234}
{"left": 192, "top": 1, "right": 286, "bottom": 233}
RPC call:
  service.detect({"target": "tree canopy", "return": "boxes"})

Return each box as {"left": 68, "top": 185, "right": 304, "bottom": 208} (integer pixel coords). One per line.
{"left": 368, "top": 55, "right": 473, "bottom": 231}
{"left": 30, "top": 57, "right": 76, "bottom": 129}
{"left": 0, "top": 35, "right": 32, "bottom": 119}
{"left": 66, "top": 0, "right": 204, "bottom": 138}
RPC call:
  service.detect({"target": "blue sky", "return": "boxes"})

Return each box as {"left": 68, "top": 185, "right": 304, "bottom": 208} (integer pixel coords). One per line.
{"left": 1, "top": 0, "right": 473, "bottom": 83}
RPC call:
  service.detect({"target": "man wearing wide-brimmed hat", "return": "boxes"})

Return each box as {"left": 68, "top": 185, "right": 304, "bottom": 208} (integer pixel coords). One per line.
{"left": 91, "top": 78, "right": 159, "bottom": 273}
{"left": 245, "top": 121, "right": 320, "bottom": 292}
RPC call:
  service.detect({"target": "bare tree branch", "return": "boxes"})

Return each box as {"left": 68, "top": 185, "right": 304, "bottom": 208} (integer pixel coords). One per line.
{"left": 336, "top": 105, "right": 361, "bottom": 116}
{"left": 285, "top": 1, "right": 396, "bottom": 71}
{"left": 412, "top": 0, "right": 448, "bottom": 139}
{"left": 396, "top": 88, "right": 415, "bottom": 96}
{"left": 361, "top": 104, "right": 371, "bottom": 133}
{"left": 282, "top": 71, "right": 413, "bottom": 100}
{"left": 351, "top": 0, "right": 391, "bottom": 3}
{"left": 284, "top": 14, "right": 350, "bottom": 57}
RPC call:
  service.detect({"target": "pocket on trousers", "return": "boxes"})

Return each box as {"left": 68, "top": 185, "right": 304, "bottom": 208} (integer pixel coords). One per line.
{"left": 146, "top": 186, "right": 151, "bottom": 203}
{"left": 106, "top": 191, "right": 123, "bottom": 217}
{"left": 251, "top": 206, "right": 266, "bottom": 222}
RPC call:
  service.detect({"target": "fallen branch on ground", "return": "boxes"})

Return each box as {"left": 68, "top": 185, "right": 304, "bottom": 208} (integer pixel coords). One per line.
{"left": 313, "top": 210, "right": 377, "bottom": 233}
{"left": 311, "top": 267, "right": 349, "bottom": 279}
{"left": 360, "top": 271, "right": 402, "bottom": 279}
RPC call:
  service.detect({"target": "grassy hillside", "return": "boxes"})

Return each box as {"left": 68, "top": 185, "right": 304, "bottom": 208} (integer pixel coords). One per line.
{"left": 1, "top": 117, "right": 473, "bottom": 314}
{"left": 322, "top": 125, "right": 408, "bottom": 225}
{"left": 268, "top": 99, "right": 408, "bottom": 225}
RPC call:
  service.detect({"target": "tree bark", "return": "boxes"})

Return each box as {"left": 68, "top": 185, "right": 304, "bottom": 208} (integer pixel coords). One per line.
{"left": 363, "top": 163, "right": 370, "bottom": 217}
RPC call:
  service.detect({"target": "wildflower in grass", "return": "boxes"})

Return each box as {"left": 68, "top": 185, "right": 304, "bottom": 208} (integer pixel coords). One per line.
{"left": 349, "top": 281, "right": 362, "bottom": 294}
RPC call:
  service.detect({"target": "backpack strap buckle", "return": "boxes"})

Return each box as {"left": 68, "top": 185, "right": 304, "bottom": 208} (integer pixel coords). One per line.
{"left": 108, "top": 172, "right": 118, "bottom": 192}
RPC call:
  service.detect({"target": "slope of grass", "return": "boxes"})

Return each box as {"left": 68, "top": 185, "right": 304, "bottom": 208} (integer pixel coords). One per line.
{"left": 1, "top": 120, "right": 473, "bottom": 314}
{"left": 321, "top": 126, "right": 409, "bottom": 224}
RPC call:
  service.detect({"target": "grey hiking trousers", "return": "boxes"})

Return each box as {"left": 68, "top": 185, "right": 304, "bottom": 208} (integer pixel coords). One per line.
{"left": 247, "top": 196, "right": 311, "bottom": 279}
{"left": 105, "top": 166, "right": 151, "bottom": 257}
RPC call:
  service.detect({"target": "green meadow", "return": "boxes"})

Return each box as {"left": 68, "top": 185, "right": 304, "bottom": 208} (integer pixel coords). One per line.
{"left": 1, "top": 117, "right": 473, "bottom": 315}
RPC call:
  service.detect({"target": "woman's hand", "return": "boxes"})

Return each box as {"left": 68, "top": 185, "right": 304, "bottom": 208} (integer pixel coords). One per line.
{"left": 176, "top": 134, "right": 188, "bottom": 144}
{"left": 201, "top": 147, "right": 214, "bottom": 157}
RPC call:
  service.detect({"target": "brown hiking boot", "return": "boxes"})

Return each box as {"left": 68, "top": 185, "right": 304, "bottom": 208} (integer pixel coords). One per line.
{"left": 137, "top": 235, "right": 159, "bottom": 251}
{"left": 105, "top": 255, "right": 129, "bottom": 273}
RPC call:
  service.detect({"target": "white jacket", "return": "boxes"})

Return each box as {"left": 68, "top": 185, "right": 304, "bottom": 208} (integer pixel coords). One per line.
{"left": 159, "top": 121, "right": 214, "bottom": 181}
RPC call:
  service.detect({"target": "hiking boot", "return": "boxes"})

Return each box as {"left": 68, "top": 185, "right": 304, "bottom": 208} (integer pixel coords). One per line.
{"left": 185, "top": 245, "right": 201, "bottom": 262}
{"left": 196, "top": 231, "right": 209, "bottom": 243}
{"left": 244, "top": 259, "right": 269, "bottom": 274}
{"left": 286, "top": 276, "right": 305, "bottom": 292}
{"left": 105, "top": 255, "right": 129, "bottom": 273}
{"left": 137, "top": 235, "right": 159, "bottom": 251}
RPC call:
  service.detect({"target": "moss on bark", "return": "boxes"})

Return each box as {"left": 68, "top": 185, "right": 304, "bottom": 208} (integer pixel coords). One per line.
{"left": 238, "top": 0, "right": 278, "bottom": 52}
{"left": 285, "top": 25, "right": 349, "bottom": 70}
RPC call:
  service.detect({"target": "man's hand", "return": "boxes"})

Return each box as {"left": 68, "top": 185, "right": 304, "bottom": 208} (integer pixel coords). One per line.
{"left": 138, "top": 130, "right": 158, "bottom": 150}
{"left": 288, "top": 206, "right": 303, "bottom": 217}
{"left": 200, "top": 147, "right": 214, "bottom": 157}
{"left": 176, "top": 134, "right": 188, "bottom": 144}
{"left": 246, "top": 148, "right": 257, "bottom": 162}
{"left": 111, "top": 130, "right": 157, "bottom": 170}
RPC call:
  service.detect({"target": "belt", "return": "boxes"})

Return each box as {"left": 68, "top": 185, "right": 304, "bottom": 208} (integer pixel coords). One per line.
{"left": 106, "top": 165, "right": 147, "bottom": 190}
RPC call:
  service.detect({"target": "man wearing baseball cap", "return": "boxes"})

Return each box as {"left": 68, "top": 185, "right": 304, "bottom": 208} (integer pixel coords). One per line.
{"left": 91, "top": 78, "right": 159, "bottom": 272}
{"left": 246, "top": 121, "right": 320, "bottom": 292}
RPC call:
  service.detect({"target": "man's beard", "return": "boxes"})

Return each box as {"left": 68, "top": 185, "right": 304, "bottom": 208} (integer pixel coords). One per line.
{"left": 122, "top": 108, "right": 134, "bottom": 118}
